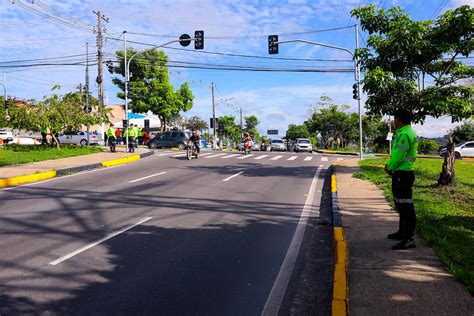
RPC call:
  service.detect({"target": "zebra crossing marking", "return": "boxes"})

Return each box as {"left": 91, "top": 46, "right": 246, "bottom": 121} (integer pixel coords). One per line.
{"left": 221, "top": 154, "right": 240, "bottom": 159}
{"left": 237, "top": 154, "right": 254, "bottom": 159}
{"left": 287, "top": 156, "right": 297, "bottom": 161}
{"left": 254, "top": 155, "right": 268, "bottom": 160}
{"left": 321, "top": 157, "right": 328, "bottom": 162}
{"left": 304, "top": 156, "right": 313, "bottom": 161}
{"left": 270, "top": 155, "right": 283, "bottom": 160}
{"left": 205, "top": 153, "right": 226, "bottom": 158}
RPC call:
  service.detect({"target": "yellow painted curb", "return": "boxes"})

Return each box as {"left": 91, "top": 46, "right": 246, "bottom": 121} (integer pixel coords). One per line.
{"left": 127, "top": 155, "right": 140, "bottom": 163}
{"left": 171, "top": 147, "right": 180, "bottom": 151}
{"left": 333, "top": 262, "right": 347, "bottom": 300}
{"left": 101, "top": 157, "right": 129, "bottom": 167}
{"left": 0, "top": 170, "right": 57, "bottom": 188}
{"left": 331, "top": 175, "right": 337, "bottom": 193}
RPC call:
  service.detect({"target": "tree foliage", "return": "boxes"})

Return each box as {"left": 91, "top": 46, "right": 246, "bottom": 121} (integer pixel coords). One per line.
{"left": 285, "top": 124, "right": 310, "bottom": 141}
{"left": 418, "top": 139, "right": 440, "bottom": 154}
{"left": 351, "top": 4, "right": 473, "bottom": 122}
{"left": 451, "top": 120, "right": 474, "bottom": 143}
{"left": 244, "top": 114, "right": 261, "bottom": 141}
{"left": 109, "top": 48, "right": 194, "bottom": 130}
{"left": 185, "top": 116, "right": 208, "bottom": 132}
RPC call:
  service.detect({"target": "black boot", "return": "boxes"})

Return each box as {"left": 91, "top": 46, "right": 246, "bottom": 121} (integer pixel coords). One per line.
{"left": 387, "top": 232, "right": 403, "bottom": 240}
{"left": 392, "top": 238, "right": 416, "bottom": 250}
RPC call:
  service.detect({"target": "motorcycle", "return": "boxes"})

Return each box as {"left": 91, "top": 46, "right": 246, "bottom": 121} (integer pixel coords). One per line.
{"left": 186, "top": 141, "right": 199, "bottom": 160}
{"left": 244, "top": 140, "right": 253, "bottom": 155}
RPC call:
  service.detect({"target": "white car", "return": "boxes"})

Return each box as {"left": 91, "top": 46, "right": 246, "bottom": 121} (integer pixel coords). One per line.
{"left": 0, "top": 128, "right": 14, "bottom": 144}
{"left": 294, "top": 138, "right": 313, "bottom": 153}
{"left": 439, "top": 141, "right": 474, "bottom": 159}
{"left": 270, "top": 139, "right": 287, "bottom": 151}
{"left": 58, "top": 131, "right": 99, "bottom": 146}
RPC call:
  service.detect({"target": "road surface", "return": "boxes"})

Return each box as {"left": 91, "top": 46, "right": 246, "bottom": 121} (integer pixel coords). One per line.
{"left": 0, "top": 150, "right": 343, "bottom": 315}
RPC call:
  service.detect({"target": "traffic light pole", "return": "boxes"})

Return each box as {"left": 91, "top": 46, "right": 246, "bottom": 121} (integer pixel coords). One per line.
{"left": 271, "top": 26, "right": 364, "bottom": 159}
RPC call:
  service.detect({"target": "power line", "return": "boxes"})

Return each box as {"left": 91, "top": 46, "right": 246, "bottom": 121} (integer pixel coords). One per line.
{"left": 126, "top": 25, "right": 356, "bottom": 40}
{"left": 0, "top": 53, "right": 95, "bottom": 64}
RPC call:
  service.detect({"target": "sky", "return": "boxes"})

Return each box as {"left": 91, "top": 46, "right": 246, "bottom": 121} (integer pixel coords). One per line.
{"left": 1, "top": 0, "right": 472, "bottom": 138}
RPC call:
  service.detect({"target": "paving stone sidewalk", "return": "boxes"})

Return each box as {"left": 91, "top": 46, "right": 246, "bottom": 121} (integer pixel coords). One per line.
{"left": 336, "top": 159, "right": 473, "bottom": 316}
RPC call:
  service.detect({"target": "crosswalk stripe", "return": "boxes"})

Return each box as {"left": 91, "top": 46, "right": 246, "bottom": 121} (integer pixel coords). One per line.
{"left": 321, "top": 157, "right": 328, "bottom": 162}
{"left": 254, "top": 155, "right": 268, "bottom": 160}
{"left": 337, "top": 158, "right": 344, "bottom": 161}
{"left": 204, "top": 153, "right": 226, "bottom": 158}
{"left": 199, "top": 153, "right": 213, "bottom": 157}
{"left": 270, "top": 155, "right": 283, "bottom": 160}
{"left": 237, "top": 154, "right": 254, "bottom": 159}
{"left": 221, "top": 154, "right": 240, "bottom": 159}
{"left": 287, "top": 156, "right": 297, "bottom": 161}
{"left": 304, "top": 156, "right": 313, "bottom": 161}
{"left": 171, "top": 153, "right": 186, "bottom": 157}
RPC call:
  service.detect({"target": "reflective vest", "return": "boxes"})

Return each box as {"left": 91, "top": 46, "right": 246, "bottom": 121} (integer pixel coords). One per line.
{"left": 137, "top": 128, "right": 143, "bottom": 137}
{"left": 387, "top": 124, "right": 418, "bottom": 171}
{"left": 107, "top": 127, "right": 115, "bottom": 137}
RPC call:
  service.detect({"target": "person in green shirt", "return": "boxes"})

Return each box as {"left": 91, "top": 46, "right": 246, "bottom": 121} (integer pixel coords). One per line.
{"left": 107, "top": 125, "right": 115, "bottom": 144}
{"left": 384, "top": 108, "right": 418, "bottom": 250}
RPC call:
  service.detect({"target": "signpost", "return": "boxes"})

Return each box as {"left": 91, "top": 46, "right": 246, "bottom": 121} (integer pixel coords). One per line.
{"left": 267, "top": 130, "right": 278, "bottom": 135}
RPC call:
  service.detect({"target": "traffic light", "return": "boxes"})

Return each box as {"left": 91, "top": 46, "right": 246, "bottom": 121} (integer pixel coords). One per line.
{"left": 352, "top": 83, "right": 359, "bottom": 100}
{"left": 106, "top": 60, "right": 114, "bottom": 73}
{"left": 195, "top": 31, "right": 204, "bottom": 49}
{"left": 210, "top": 117, "right": 219, "bottom": 128}
{"left": 218, "top": 123, "right": 224, "bottom": 132}
{"left": 268, "top": 35, "right": 279, "bottom": 54}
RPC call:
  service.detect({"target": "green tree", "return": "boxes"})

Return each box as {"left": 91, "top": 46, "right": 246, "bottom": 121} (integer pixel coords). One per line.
{"left": 418, "top": 139, "right": 439, "bottom": 154}
{"left": 186, "top": 116, "right": 208, "bottom": 132}
{"left": 285, "top": 124, "right": 310, "bottom": 141}
{"left": 451, "top": 120, "right": 474, "bottom": 143}
{"left": 362, "top": 115, "right": 388, "bottom": 152}
{"left": 219, "top": 115, "right": 241, "bottom": 145}
{"left": 351, "top": 4, "right": 473, "bottom": 186}
{"left": 245, "top": 114, "right": 261, "bottom": 141}
{"left": 110, "top": 48, "right": 194, "bottom": 131}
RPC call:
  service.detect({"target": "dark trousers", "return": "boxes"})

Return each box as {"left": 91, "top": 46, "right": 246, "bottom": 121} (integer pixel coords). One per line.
{"left": 392, "top": 170, "right": 416, "bottom": 240}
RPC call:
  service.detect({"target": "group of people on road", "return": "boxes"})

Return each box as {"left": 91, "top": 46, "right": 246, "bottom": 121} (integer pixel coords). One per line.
{"left": 106, "top": 124, "right": 152, "bottom": 152}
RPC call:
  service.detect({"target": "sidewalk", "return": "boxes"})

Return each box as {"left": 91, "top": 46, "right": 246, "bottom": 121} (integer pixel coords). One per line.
{"left": 0, "top": 147, "right": 149, "bottom": 179}
{"left": 336, "top": 159, "right": 474, "bottom": 315}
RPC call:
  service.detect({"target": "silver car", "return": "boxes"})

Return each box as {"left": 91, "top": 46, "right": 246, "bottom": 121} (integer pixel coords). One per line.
{"left": 270, "top": 139, "right": 286, "bottom": 151}
{"left": 439, "top": 141, "right": 474, "bottom": 159}
{"left": 294, "top": 138, "right": 313, "bottom": 153}
{"left": 58, "top": 131, "right": 99, "bottom": 146}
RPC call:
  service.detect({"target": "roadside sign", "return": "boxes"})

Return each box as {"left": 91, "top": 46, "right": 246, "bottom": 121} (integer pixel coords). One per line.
{"left": 267, "top": 130, "right": 278, "bottom": 135}
{"left": 386, "top": 132, "right": 393, "bottom": 141}
{"left": 179, "top": 34, "right": 192, "bottom": 47}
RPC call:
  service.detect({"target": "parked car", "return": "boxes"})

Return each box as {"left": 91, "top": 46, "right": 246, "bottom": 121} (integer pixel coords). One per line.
{"left": 0, "top": 128, "right": 14, "bottom": 144}
{"left": 270, "top": 139, "right": 286, "bottom": 151}
{"left": 147, "top": 131, "right": 190, "bottom": 149}
{"left": 58, "top": 131, "right": 98, "bottom": 146}
{"left": 439, "top": 141, "right": 474, "bottom": 159}
{"left": 294, "top": 138, "right": 313, "bottom": 153}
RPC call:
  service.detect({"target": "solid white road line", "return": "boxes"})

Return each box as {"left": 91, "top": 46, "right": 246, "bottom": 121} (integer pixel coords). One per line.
{"left": 221, "top": 154, "right": 240, "bottom": 159}
{"left": 237, "top": 154, "right": 254, "bottom": 159}
{"left": 262, "top": 165, "right": 324, "bottom": 315}
{"left": 270, "top": 155, "right": 283, "bottom": 160}
{"left": 222, "top": 171, "right": 244, "bottom": 182}
{"left": 321, "top": 157, "right": 328, "bottom": 162}
{"left": 205, "top": 153, "right": 226, "bottom": 158}
{"left": 49, "top": 217, "right": 153, "bottom": 266}
{"left": 304, "top": 156, "right": 313, "bottom": 161}
{"left": 254, "top": 155, "right": 268, "bottom": 160}
{"left": 287, "top": 156, "right": 298, "bottom": 161}
{"left": 129, "top": 171, "right": 167, "bottom": 183}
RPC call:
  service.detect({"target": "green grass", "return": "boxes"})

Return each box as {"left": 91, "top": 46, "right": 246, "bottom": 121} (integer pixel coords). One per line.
{"left": 354, "top": 158, "right": 474, "bottom": 294}
{"left": 0, "top": 145, "right": 103, "bottom": 167}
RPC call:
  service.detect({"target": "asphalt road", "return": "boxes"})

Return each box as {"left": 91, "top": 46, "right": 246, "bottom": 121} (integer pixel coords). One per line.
{"left": 0, "top": 150, "right": 343, "bottom": 315}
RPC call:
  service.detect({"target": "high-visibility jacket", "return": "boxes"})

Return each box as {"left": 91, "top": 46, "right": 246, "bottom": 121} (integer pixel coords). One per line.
{"left": 137, "top": 128, "right": 143, "bottom": 137}
{"left": 387, "top": 124, "right": 418, "bottom": 171}
{"left": 128, "top": 127, "right": 138, "bottom": 139}
{"left": 107, "top": 127, "right": 115, "bottom": 137}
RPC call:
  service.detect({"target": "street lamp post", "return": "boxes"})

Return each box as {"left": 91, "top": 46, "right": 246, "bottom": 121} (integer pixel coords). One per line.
{"left": 0, "top": 83, "right": 8, "bottom": 120}
{"left": 269, "top": 25, "right": 364, "bottom": 159}
{"left": 123, "top": 33, "right": 200, "bottom": 152}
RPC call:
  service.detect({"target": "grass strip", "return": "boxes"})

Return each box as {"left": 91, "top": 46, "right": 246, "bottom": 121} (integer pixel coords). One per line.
{"left": 0, "top": 145, "right": 102, "bottom": 167}
{"left": 353, "top": 158, "right": 474, "bottom": 294}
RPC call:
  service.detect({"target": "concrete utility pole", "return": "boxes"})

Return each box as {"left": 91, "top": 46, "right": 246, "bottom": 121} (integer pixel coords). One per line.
{"left": 355, "top": 24, "right": 363, "bottom": 160}
{"left": 211, "top": 82, "right": 216, "bottom": 149}
{"left": 94, "top": 10, "right": 108, "bottom": 144}
{"left": 123, "top": 31, "right": 129, "bottom": 151}
{"left": 240, "top": 107, "right": 243, "bottom": 143}
{"left": 85, "top": 42, "right": 90, "bottom": 146}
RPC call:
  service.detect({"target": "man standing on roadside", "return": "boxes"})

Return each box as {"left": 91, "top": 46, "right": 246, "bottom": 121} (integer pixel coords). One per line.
{"left": 384, "top": 108, "right": 418, "bottom": 250}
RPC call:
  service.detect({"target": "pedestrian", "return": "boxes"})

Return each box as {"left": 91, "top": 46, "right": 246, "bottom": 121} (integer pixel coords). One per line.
{"left": 384, "top": 108, "right": 418, "bottom": 250}
{"left": 115, "top": 128, "right": 122, "bottom": 145}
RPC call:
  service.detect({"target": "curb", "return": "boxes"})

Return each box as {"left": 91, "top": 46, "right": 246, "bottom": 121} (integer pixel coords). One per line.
{"left": 331, "top": 162, "right": 349, "bottom": 316}
{"left": 317, "top": 150, "right": 358, "bottom": 156}
{"left": 0, "top": 151, "right": 154, "bottom": 188}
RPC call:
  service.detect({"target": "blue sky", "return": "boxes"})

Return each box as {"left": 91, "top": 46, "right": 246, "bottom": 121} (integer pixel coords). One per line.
{"left": 1, "top": 0, "right": 472, "bottom": 137}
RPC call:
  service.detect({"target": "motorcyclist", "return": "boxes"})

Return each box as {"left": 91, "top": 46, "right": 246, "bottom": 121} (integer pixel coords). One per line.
{"left": 189, "top": 130, "right": 200, "bottom": 155}
{"left": 244, "top": 132, "right": 252, "bottom": 151}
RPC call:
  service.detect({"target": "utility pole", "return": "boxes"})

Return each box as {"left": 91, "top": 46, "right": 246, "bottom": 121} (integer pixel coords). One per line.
{"left": 123, "top": 31, "right": 129, "bottom": 152}
{"left": 240, "top": 107, "right": 243, "bottom": 143}
{"left": 355, "top": 24, "right": 363, "bottom": 160}
{"left": 93, "top": 10, "right": 108, "bottom": 145}
{"left": 211, "top": 82, "right": 216, "bottom": 149}
{"left": 85, "top": 42, "right": 90, "bottom": 146}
